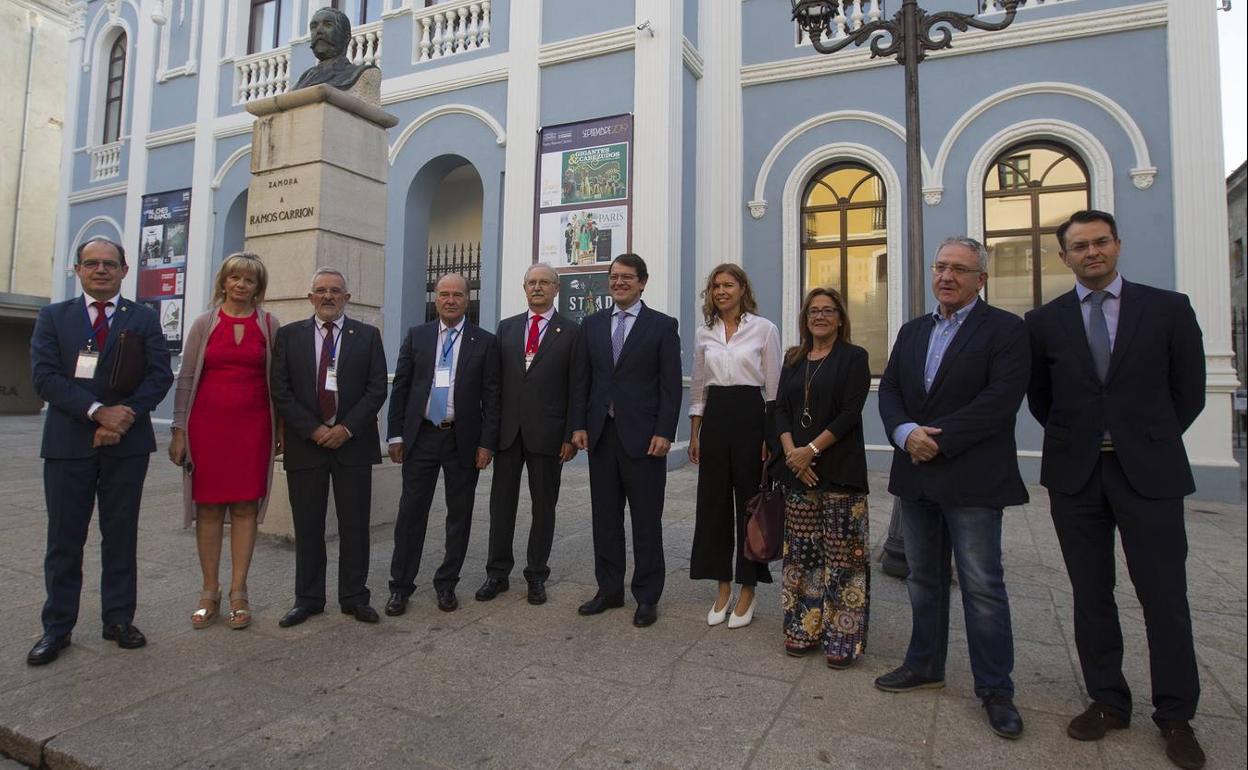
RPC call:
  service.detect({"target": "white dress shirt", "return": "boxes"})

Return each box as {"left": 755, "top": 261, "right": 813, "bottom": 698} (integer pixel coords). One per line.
{"left": 312, "top": 314, "right": 346, "bottom": 426}
{"left": 426, "top": 317, "right": 466, "bottom": 422}
{"left": 1074, "top": 272, "right": 1123, "bottom": 350}
{"left": 525, "top": 307, "right": 556, "bottom": 347}
{"left": 84, "top": 291, "right": 121, "bottom": 419}
{"left": 688, "top": 312, "right": 782, "bottom": 417}
{"left": 612, "top": 300, "right": 641, "bottom": 343}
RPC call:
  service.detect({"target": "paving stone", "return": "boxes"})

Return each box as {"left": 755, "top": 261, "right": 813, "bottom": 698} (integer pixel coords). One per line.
{"left": 748, "top": 715, "right": 930, "bottom": 770}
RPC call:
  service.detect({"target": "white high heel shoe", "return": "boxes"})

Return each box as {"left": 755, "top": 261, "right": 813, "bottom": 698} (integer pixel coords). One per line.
{"left": 707, "top": 596, "right": 733, "bottom": 626}
{"left": 727, "top": 595, "right": 755, "bottom": 628}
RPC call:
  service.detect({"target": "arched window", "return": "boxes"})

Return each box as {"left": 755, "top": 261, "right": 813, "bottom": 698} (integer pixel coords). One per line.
{"left": 801, "top": 162, "right": 889, "bottom": 374}
{"left": 103, "top": 33, "right": 126, "bottom": 144}
{"left": 983, "top": 141, "right": 1090, "bottom": 316}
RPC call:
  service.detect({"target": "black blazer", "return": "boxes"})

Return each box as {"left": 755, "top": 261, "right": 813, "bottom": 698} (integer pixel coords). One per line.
{"left": 30, "top": 296, "right": 173, "bottom": 460}
{"left": 1025, "top": 280, "right": 1205, "bottom": 498}
{"left": 270, "top": 316, "right": 388, "bottom": 471}
{"left": 387, "top": 319, "right": 501, "bottom": 468}
{"left": 572, "top": 302, "right": 681, "bottom": 459}
{"left": 772, "top": 342, "right": 871, "bottom": 493}
{"left": 496, "top": 310, "right": 583, "bottom": 456}
{"left": 878, "top": 301, "right": 1030, "bottom": 508}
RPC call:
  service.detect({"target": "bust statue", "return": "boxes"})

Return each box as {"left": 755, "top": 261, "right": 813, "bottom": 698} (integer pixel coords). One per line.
{"left": 293, "top": 7, "right": 377, "bottom": 92}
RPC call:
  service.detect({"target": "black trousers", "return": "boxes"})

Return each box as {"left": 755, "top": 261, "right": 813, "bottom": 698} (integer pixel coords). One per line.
{"left": 389, "top": 422, "right": 480, "bottom": 595}
{"left": 588, "top": 418, "right": 666, "bottom": 604}
{"left": 42, "top": 454, "right": 149, "bottom": 638}
{"left": 690, "top": 386, "right": 771, "bottom": 585}
{"left": 287, "top": 458, "right": 372, "bottom": 610}
{"left": 1049, "top": 451, "right": 1200, "bottom": 725}
{"left": 486, "top": 434, "right": 562, "bottom": 582}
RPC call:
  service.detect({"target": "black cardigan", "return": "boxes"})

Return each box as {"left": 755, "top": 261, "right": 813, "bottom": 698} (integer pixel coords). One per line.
{"left": 771, "top": 341, "right": 870, "bottom": 493}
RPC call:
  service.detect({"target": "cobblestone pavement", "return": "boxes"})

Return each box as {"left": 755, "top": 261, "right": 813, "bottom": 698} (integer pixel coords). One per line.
{"left": 0, "top": 414, "right": 1243, "bottom": 769}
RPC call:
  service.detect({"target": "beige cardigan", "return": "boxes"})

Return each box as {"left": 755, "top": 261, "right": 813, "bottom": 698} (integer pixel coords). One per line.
{"left": 172, "top": 307, "right": 280, "bottom": 528}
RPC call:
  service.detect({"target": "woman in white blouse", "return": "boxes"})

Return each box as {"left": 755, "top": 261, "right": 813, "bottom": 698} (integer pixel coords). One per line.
{"left": 688, "top": 263, "right": 782, "bottom": 628}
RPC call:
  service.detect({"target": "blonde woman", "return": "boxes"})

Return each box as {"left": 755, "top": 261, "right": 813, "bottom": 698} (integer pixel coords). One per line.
{"left": 170, "top": 253, "right": 280, "bottom": 630}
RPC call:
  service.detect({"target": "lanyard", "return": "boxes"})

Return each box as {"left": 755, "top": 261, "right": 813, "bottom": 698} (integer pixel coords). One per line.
{"left": 440, "top": 327, "right": 460, "bottom": 365}
{"left": 322, "top": 323, "right": 341, "bottom": 365}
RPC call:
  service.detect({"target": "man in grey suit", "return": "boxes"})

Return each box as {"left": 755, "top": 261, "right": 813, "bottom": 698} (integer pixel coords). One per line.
{"left": 476, "top": 263, "right": 582, "bottom": 605}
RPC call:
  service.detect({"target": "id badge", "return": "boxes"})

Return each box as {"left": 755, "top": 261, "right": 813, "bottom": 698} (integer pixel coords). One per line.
{"left": 325, "top": 366, "right": 339, "bottom": 392}
{"left": 434, "top": 366, "right": 451, "bottom": 388}
{"left": 75, "top": 350, "right": 99, "bottom": 379}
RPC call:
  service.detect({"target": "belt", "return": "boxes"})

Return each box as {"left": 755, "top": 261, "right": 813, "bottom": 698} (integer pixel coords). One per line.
{"left": 424, "top": 419, "right": 455, "bottom": 430}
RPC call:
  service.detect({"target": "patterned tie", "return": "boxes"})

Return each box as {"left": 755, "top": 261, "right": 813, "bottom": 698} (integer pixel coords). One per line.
{"left": 1087, "top": 290, "right": 1112, "bottom": 384}
{"left": 525, "top": 315, "right": 541, "bottom": 356}
{"left": 611, "top": 310, "right": 628, "bottom": 364}
{"left": 427, "top": 327, "right": 459, "bottom": 424}
{"left": 317, "top": 321, "right": 336, "bottom": 423}
{"left": 91, "top": 301, "right": 112, "bottom": 351}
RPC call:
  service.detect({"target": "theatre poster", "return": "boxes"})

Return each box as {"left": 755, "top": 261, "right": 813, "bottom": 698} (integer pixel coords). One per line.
{"left": 136, "top": 188, "right": 191, "bottom": 354}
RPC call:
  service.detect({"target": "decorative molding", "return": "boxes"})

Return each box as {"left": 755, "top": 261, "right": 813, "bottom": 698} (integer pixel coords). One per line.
{"left": 681, "top": 36, "right": 703, "bottom": 79}
{"left": 212, "top": 112, "right": 255, "bottom": 139}
{"left": 67, "top": 181, "right": 128, "bottom": 204}
{"left": 965, "top": 119, "right": 1114, "bottom": 243}
{"left": 81, "top": 0, "right": 138, "bottom": 70}
{"left": 537, "top": 26, "right": 635, "bottom": 67}
{"left": 780, "top": 142, "right": 902, "bottom": 357}
{"left": 381, "top": 65, "right": 509, "bottom": 105}
{"left": 750, "top": 110, "right": 930, "bottom": 219}
{"left": 1130, "top": 167, "right": 1158, "bottom": 190}
{"left": 156, "top": 0, "right": 201, "bottom": 82}
{"left": 69, "top": 2, "right": 87, "bottom": 40}
{"left": 68, "top": 215, "right": 125, "bottom": 255}
{"left": 742, "top": 1, "right": 1168, "bottom": 88}
{"left": 388, "top": 103, "right": 506, "bottom": 164}
{"left": 144, "top": 123, "right": 197, "bottom": 148}
{"left": 211, "top": 145, "right": 251, "bottom": 189}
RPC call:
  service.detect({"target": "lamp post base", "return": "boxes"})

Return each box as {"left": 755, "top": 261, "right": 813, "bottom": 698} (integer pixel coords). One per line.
{"left": 880, "top": 497, "right": 909, "bottom": 578}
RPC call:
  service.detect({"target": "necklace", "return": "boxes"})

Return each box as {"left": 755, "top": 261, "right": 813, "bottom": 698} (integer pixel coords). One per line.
{"left": 800, "top": 349, "right": 831, "bottom": 428}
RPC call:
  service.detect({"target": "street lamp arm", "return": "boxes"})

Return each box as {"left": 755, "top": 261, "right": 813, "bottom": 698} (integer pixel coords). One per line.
{"left": 918, "top": 3, "right": 1019, "bottom": 56}
{"left": 801, "top": 18, "right": 900, "bottom": 58}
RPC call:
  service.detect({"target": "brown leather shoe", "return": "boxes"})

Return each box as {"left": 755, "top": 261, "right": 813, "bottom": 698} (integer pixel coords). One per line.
{"left": 1067, "top": 703, "right": 1129, "bottom": 741}
{"left": 1160, "top": 721, "right": 1205, "bottom": 770}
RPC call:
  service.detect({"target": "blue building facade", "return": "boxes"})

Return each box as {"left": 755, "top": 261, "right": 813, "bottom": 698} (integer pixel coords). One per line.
{"left": 54, "top": 0, "right": 1239, "bottom": 498}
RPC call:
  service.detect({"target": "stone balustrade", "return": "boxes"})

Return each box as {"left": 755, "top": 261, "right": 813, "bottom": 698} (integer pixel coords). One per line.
{"left": 795, "top": 0, "right": 884, "bottom": 48}
{"left": 348, "top": 21, "right": 383, "bottom": 67}
{"left": 234, "top": 47, "right": 291, "bottom": 105}
{"left": 89, "top": 141, "right": 123, "bottom": 181}
{"left": 415, "top": 0, "right": 491, "bottom": 63}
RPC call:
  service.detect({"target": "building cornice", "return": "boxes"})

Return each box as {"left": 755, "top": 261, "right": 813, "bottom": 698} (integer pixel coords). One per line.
{"left": 9, "top": 0, "right": 72, "bottom": 22}
{"left": 381, "top": 66, "right": 509, "bottom": 106}
{"left": 145, "top": 123, "right": 197, "bottom": 149}
{"left": 537, "top": 26, "right": 635, "bottom": 67}
{"left": 67, "top": 181, "right": 128, "bottom": 205}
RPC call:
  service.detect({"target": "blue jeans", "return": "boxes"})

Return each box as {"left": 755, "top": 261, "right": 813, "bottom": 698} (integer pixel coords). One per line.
{"left": 898, "top": 498, "right": 1014, "bottom": 699}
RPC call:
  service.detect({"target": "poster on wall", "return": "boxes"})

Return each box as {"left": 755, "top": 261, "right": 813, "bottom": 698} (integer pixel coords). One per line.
{"left": 534, "top": 115, "right": 633, "bottom": 291}
{"left": 137, "top": 188, "right": 191, "bottom": 354}
{"left": 558, "top": 271, "right": 615, "bottom": 324}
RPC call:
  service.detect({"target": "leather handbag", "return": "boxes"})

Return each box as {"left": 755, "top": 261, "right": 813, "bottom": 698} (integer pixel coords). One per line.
{"left": 744, "top": 460, "right": 785, "bottom": 563}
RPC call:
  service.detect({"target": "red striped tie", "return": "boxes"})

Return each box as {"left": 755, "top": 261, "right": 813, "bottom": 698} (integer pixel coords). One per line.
{"left": 91, "top": 301, "right": 112, "bottom": 350}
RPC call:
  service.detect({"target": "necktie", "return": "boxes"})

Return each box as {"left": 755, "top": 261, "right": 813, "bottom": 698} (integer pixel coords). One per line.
{"left": 91, "top": 301, "right": 112, "bottom": 351}
{"left": 1087, "top": 290, "right": 1112, "bottom": 383}
{"left": 318, "top": 321, "right": 336, "bottom": 422}
{"left": 525, "top": 315, "right": 542, "bottom": 356}
{"left": 611, "top": 310, "right": 628, "bottom": 364}
{"left": 427, "top": 328, "right": 459, "bottom": 424}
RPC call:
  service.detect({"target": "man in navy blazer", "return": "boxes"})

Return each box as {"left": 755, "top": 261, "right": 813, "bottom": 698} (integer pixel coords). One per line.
{"left": 384, "top": 273, "right": 500, "bottom": 615}
{"left": 1026, "top": 211, "right": 1207, "bottom": 770}
{"left": 27, "top": 238, "right": 173, "bottom": 665}
{"left": 570, "top": 253, "right": 681, "bottom": 627}
{"left": 876, "top": 237, "right": 1030, "bottom": 739}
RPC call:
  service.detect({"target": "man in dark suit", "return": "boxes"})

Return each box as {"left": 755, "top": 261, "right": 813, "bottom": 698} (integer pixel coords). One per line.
{"left": 475, "top": 263, "right": 581, "bottom": 606}
{"left": 385, "top": 273, "right": 500, "bottom": 615}
{"left": 27, "top": 237, "right": 174, "bottom": 665}
{"left": 570, "top": 253, "right": 681, "bottom": 627}
{"left": 876, "top": 237, "right": 1030, "bottom": 739}
{"left": 270, "top": 267, "right": 388, "bottom": 627}
{"left": 1026, "top": 210, "right": 1207, "bottom": 770}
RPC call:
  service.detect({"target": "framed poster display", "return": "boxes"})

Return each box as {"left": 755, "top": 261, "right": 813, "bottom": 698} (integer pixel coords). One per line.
{"left": 136, "top": 188, "right": 192, "bottom": 354}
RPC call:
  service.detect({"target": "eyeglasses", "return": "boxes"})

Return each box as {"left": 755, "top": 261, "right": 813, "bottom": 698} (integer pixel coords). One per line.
{"left": 1065, "top": 237, "right": 1116, "bottom": 255}
{"left": 80, "top": 259, "right": 122, "bottom": 271}
{"left": 525, "top": 279, "right": 557, "bottom": 288}
{"left": 807, "top": 307, "right": 839, "bottom": 318}
{"left": 311, "top": 287, "right": 346, "bottom": 296}
{"left": 608, "top": 274, "right": 639, "bottom": 284}
{"left": 930, "top": 262, "right": 982, "bottom": 276}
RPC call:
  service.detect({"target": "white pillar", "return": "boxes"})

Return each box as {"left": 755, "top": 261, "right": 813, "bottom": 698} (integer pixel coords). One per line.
{"left": 183, "top": 0, "right": 227, "bottom": 320}
{"left": 120, "top": 0, "right": 161, "bottom": 299}
{"left": 695, "top": 0, "right": 742, "bottom": 285}
{"left": 52, "top": 2, "right": 88, "bottom": 301}
{"left": 497, "top": 0, "right": 542, "bottom": 318}
{"left": 1166, "top": 0, "right": 1239, "bottom": 475}
{"left": 632, "top": 0, "right": 684, "bottom": 316}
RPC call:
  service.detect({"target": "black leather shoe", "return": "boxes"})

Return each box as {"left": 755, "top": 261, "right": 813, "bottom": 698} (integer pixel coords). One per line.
{"left": 384, "top": 592, "right": 408, "bottom": 617}
{"left": 474, "top": 577, "right": 510, "bottom": 602}
{"left": 436, "top": 589, "right": 459, "bottom": 612}
{"left": 26, "top": 633, "right": 71, "bottom": 666}
{"left": 1067, "top": 703, "right": 1129, "bottom": 741}
{"left": 278, "top": 606, "right": 322, "bottom": 628}
{"left": 1161, "top": 721, "right": 1206, "bottom": 770}
{"left": 873, "top": 666, "right": 945, "bottom": 693}
{"left": 102, "top": 624, "right": 147, "bottom": 649}
{"left": 983, "top": 694, "right": 1023, "bottom": 739}
{"left": 526, "top": 580, "right": 547, "bottom": 605}
{"left": 577, "top": 593, "right": 624, "bottom": 616}
{"left": 633, "top": 603, "right": 658, "bottom": 627}
{"left": 342, "top": 605, "right": 380, "bottom": 624}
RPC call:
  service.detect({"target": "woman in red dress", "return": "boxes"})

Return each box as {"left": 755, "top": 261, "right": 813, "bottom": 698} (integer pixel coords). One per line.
{"left": 170, "top": 253, "right": 280, "bottom": 630}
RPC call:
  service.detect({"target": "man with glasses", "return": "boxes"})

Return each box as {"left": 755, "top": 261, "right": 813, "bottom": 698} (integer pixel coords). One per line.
{"left": 27, "top": 238, "right": 173, "bottom": 665}
{"left": 475, "top": 263, "right": 582, "bottom": 606}
{"left": 876, "top": 237, "right": 1030, "bottom": 739}
{"left": 270, "top": 267, "right": 388, "bottom": 627}
{"left": 570, "top": 253, "right": 681, "bottom": 627}
{"left": 1026, "top": 210, "right": 1207, "bottom": 770}
{"left": 385, "top": 273, "right": 500, "bottom": 615}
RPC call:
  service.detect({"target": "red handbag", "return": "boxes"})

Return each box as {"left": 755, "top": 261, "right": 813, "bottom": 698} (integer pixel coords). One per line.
{"left": 744, "top": 462, "right": 785, "bottom": 563}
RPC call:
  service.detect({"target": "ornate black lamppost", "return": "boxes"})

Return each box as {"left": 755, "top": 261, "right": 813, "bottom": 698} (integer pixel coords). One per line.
{"left": 791, "top": 0, "right": 1020, "bottom": 577}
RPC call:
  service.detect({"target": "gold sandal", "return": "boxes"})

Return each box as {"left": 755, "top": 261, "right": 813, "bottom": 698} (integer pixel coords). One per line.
{"left": 191, "top": 589, "right": 221, "bottom": 630}
{"left": 226, "top": 590, "right": 251, "bottom": 630}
